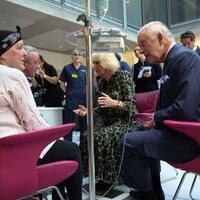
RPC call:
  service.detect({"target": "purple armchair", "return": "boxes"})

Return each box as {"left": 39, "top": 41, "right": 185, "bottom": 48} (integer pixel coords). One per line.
{"left": 134, "top": 90, "right": 159, "bottom": 123}
{"left": 0, "top": 123, "right": 78, "bottom": 200}
{"left": 134, "top": 90, "right": 178, "bottom": 185}
{"left": 164, "top": 120, "right": 200, "bottom": 200}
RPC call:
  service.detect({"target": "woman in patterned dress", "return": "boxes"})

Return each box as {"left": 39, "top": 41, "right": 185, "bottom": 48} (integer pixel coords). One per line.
{"left": 73, "top": 53, "right": 138, "bottom": 186}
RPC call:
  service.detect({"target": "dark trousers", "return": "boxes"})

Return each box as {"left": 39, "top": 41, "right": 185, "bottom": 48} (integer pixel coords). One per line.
{"left": 64, "top": 109, "right": 87, "bottom": 141}
{"left": 120, "top": 127, "right": 199, "bottom": 191}
{"left": 38, "top": 140, "right": 83, "bottom": 200}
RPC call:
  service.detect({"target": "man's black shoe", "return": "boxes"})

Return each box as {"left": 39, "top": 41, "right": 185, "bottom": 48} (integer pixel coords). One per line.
{"left": 129, "top": 190, "right": 141, "bottom": 200}
{"left": 155, "top": 190, "right": 165, "bottom": 200}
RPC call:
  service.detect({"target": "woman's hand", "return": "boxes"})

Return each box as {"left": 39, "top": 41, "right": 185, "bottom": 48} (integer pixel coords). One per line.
{"left": 98, "top": 92, "right": 117, "bottom": 108}
{"left": 36, "top": 68, "right": 45, "bottom": 77}
{"left": 143, "top": 71, "right": 152, "bottom": 78}
{"left": 73, "top": 105, "right": 87, "bottom": 116}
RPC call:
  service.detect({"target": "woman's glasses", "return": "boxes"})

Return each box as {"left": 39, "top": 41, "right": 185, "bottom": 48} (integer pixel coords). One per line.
{"left": 72, "top": 53, "right": 82, "bottom": 56}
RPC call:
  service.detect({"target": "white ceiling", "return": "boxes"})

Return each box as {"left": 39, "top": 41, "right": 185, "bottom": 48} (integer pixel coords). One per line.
{"left": 0, "top": 0, "right": 84, "bottom": 54}
{"left": 2, "top": 0, "right": 200, "bottom": 55}
{"left": 0, "top": 0, "right": 139, "bottom": 55}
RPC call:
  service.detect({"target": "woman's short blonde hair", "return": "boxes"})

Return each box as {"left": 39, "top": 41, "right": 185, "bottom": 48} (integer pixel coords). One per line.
{"left": 92, "top": 53, "right": 120, "bottom": 73}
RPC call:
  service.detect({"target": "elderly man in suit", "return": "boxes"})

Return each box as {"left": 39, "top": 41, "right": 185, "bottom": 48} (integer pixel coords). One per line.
{"left": 120, "top": 21, "right": 200, "bottom": 200}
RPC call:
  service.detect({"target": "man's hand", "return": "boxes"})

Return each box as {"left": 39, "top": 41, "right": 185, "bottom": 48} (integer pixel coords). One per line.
{"left": 144, "top": 118, "right": 154, "bottom": 130}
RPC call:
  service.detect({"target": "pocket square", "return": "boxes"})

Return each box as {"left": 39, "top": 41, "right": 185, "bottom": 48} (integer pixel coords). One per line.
{"left": 157, "top": 75, "right": 170, "bottom": 88}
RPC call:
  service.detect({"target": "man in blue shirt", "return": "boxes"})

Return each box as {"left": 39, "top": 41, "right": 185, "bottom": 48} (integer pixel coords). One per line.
{"left": 60, "top": 48, "right": 87, "bottom": 141}
{"left": 114, "top": 52, "right": 131, "bottom": 73}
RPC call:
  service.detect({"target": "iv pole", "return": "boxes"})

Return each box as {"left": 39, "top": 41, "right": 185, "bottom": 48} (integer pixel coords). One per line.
{"left": 76, "top": 0, "right": 96, "bottom": 199}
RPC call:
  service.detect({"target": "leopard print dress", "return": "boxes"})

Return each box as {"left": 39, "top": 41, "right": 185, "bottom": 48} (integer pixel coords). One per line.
{"left": 79, "top": 70, "right": 138, "bottom": 184}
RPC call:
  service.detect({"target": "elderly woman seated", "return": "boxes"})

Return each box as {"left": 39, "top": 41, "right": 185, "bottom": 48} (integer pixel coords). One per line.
{"left": 73, "top": 52, "right": 138, "bottom": 190}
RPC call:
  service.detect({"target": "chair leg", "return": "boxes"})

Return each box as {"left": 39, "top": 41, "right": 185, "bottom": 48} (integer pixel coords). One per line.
{"left": 35, "top": 186, "right": 65, "bottom": 200}
{"left": 51, "top": 186, "right": 65, "bottom": 200}
{"left": 189, "top": 174, "right": 198, "bottom": 200}
{"left": 172, "top": 171, "right": 190, "bottom": 200}
{"left": 161, "top": 164, "right": 179, "bottom": 184}
{"left": 41, "top": 192, "right": 48, "bottom": 200}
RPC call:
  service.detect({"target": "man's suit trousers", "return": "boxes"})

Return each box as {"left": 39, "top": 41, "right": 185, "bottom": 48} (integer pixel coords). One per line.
{"left": 120, "top": 127, "right": 199, "bottom": 191}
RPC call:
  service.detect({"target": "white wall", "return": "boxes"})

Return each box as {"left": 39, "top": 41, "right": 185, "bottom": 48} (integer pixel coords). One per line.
{"left": 38, "top": 49, "right": 87, "bottom": 75}
{"left": 38, "top": 49, "right": 71, "bottom": 75}
{"left": 38, "top": 107, "right": 64, "bottom": 126}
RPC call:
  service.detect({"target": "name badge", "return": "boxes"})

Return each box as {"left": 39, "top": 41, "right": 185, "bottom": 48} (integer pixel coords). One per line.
{"left": 72, "top": 74, "right": 78, "bottom": 78}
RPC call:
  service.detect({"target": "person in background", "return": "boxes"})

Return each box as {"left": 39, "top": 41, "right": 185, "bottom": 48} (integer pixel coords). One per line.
{"left": 73, "top": 53, "right": 138, "bottom": 190}
{"left": 59, "top": 48, "right": 87, "bottom": 141}
{"left": 133, "top": 45, "right": 162, "bottom": 93}
{"left": 120, "top": 21, "right": 200, "bottom": 200}
{"left": 23, "top": 45, "right": 45, "bottom": 107}
{"left": 0, "top": 27, "right": 83, "bottom": 200}
{"left": 24, "top": 46, "right": 64, "bottom": 107}
{"left": 38, "top": 55, "right": 65, "bottom": 107}
{"left": 114, "top": 52, "right": 132, "bottom": 74}
{"left": 180, "top": 31, "right": 200, "bottom": 56}
{"left": 23, "top": 46, "right": 40, "bottom": 89}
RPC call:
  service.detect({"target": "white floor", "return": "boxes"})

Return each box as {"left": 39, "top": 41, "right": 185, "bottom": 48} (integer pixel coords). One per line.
{"left": 73, "top": 131, "right": 200, "bottom": 200}
{"left": 38, "top": 132, "right": 200, "bottom": 200}
{"left": 71, "top": 131, "right": 200, "bottom": 200}
{"left": 159, "top": 162, "right": 199, "bottom": 200}
{"left": 82, "top": 161, "right": 200, "bottom": 200}
{"left": 38, "top": 165, "right": 199, "bottom": 200}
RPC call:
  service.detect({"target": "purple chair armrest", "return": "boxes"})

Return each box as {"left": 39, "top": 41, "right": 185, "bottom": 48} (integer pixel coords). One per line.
{"left": 134, "top": 113, "right": 153, "bottom": 123}
{"left": 164, "top": 120, "right": 200, "bottom": 145}
{"left": 37, "top": 160, "right": 78, "bottom": 189}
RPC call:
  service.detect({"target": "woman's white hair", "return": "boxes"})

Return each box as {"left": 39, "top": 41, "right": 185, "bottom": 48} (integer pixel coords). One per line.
{"left": 92, "top": 52, "right": 119, "bottom": 73}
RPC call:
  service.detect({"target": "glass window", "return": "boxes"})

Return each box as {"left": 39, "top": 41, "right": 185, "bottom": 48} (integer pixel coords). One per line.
{"left": 127, "top": 0, "right": 142, "bottom": 28}
{"left": 64, "top": 0, "right": 95, "bottom": 11}
{"left": 170, "top": 0, "right": 200, "bottom": 25}
{"left": 50, "top": 0, "right": 62, "bottom": 3}
{"left": 63, "top": 0, "right": 96, "bottom": 12}
{"left": 98, "top": 0, "right": 123, "bottom": 24}
{"left": 143, "top": 0, "right": 167, "bottom": 25}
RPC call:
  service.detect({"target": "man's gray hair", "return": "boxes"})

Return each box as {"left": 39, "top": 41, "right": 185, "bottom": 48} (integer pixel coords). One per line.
{"left": 139, "top": 21, "right": 175, "bottom": 41}
{"left": 24, "top": 45, "right": 39, "bottom": 54}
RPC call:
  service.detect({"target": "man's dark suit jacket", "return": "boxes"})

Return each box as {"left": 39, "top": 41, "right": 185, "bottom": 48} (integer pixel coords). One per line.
{"left": 154, "top": 44, "right": 200, "bottom": 127}
{"left": 195, "top": 46, "right": 200, "bottom": 56}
